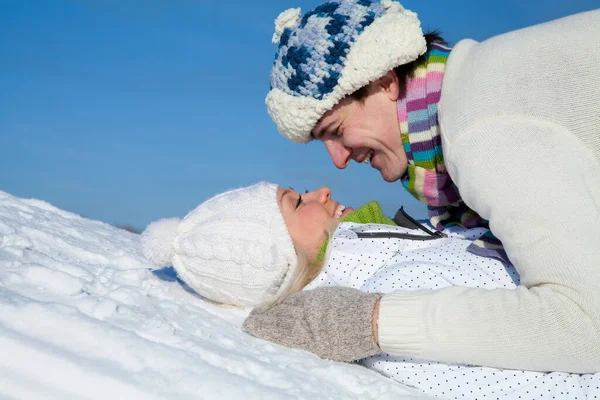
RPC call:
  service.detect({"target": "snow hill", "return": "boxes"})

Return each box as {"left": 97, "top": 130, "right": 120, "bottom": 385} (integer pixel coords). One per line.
{"left": 0, "top": 190, "right": 428, "bottom": 399}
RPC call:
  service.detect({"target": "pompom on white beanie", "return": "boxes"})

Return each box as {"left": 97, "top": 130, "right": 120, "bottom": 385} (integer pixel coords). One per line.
{"left": 267, "top": 0, "right": 427, "bottom": 143}
{"left": 141, "top": 182, "right": 297, "bottom": 307}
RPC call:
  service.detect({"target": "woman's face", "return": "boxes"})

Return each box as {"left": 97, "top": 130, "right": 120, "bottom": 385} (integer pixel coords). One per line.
{"left": 277, "top": 186, "right": 353, "bottom": 262}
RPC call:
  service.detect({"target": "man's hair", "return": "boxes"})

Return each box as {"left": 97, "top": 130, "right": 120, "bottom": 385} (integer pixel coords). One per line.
{"left": 351, "top": 31, "right": 448, "bottom": 101}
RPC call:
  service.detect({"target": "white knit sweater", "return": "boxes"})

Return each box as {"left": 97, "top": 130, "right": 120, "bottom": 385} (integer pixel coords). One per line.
{"left": 378, "top": 9, "right": 600, "bottom": 373}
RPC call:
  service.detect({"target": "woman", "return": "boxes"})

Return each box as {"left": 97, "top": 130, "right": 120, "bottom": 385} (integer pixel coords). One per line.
{"left": 243, "top": 0, "right": 600, "bottom": 373}
{"left": 142, "top": 181, "right": 534, "bottom": 397}
{"left": 142, "top": 181, "right": 502, "bottom": 310}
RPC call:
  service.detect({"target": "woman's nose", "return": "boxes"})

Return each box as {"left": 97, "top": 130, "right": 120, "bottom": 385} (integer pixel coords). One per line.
{"left": 304, "top": 186, "right": 331, "bottom": 203}
{"left": 315, "top": 186, "right": 331, "bottom": 203}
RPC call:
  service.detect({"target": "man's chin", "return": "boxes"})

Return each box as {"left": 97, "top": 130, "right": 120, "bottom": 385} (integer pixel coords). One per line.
{"left": 380, "top": 169, "right": 402, "bottom": 183}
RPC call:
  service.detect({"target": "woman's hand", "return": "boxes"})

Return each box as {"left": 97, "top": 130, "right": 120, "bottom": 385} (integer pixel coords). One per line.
{"left": 243, "top": 287, "right": 382, "bottom": 362}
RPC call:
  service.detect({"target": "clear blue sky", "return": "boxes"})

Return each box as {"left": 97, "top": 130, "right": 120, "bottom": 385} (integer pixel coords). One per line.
{"left": 1, "top": 0, "right": 597, "bottom": 230}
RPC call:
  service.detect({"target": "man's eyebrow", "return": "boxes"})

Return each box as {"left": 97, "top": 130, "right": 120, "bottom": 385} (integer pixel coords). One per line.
{"left": 312, "top": 120, "right": 332, "bottom": 140}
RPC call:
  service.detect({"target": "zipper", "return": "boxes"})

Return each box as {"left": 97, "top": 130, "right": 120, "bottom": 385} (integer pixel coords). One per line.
{"left": 356, "top": 231, "right": 442, "bottom": 241}
{"left": 398, "top": 206, "right": 446, "bottom": 238}
{"left": 356, "top": 207, "right": 447, "bottom": 241}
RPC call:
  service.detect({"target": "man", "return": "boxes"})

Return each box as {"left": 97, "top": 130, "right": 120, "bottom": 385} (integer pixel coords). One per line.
{"left": 244, "top": 0, "right": 600, "bottom": 373}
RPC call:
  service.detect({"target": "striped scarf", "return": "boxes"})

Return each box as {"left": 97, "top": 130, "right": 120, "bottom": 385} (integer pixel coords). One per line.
{"left": 398, "top": 43, "right": 509, "bottom": 264}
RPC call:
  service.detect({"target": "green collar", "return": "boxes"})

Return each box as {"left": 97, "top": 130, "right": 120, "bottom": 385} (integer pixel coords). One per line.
{"left": 314, "top": 201, "right": 396, "bottom": 264}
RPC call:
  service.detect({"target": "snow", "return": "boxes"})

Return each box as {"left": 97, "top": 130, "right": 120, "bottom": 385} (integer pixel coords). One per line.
{"left": 0, "top": 190, "right": 429, "bottom": 399}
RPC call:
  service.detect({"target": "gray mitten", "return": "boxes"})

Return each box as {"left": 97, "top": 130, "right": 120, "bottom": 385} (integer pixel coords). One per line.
{"left": 243, "top": 286, "right": 382, "bottom": 362}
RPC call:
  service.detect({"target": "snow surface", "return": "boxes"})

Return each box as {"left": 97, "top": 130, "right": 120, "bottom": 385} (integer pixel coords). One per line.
{"left": 0, "top": 191, "right": 431, "bottom": 399}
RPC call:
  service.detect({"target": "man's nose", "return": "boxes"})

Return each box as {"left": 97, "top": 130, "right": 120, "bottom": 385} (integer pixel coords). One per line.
{"left": 324, "top": 140, "right": 351, "bottom": 169}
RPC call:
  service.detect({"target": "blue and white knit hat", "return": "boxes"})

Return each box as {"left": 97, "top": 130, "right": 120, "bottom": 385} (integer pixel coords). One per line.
{"left": 267, "top": 0, "right": 427, "bottom": 144}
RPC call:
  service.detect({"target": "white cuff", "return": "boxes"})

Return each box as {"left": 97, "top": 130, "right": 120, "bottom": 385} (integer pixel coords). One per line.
{"left": 378, "top": 291, "right": 425, "bottom": 356}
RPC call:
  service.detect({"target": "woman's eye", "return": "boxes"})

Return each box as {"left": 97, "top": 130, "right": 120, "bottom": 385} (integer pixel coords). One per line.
{"left": 295, "top": 195, "right": 303, "bottom": 209}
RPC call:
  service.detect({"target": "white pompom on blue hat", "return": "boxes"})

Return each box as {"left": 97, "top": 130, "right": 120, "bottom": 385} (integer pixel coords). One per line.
{"left": 267, "top": 0, "right": 427, "bottom": 144}
{"left": 141, "top": 182, "right": 297, "bottom": 307}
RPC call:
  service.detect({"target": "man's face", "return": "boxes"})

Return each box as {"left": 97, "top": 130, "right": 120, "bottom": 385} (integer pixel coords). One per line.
{"left": 311, "top": 75, "right": 408, "bottom": 182}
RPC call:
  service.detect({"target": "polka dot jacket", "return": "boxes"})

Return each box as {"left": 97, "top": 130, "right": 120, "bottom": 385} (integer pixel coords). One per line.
{"left": 304, "top": 222, "right": 599, "bottom": 400}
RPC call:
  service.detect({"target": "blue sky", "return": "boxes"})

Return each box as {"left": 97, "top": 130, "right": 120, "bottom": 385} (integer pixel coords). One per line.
{"left": 1, "top": 0, "right": 597, "bottom": 230}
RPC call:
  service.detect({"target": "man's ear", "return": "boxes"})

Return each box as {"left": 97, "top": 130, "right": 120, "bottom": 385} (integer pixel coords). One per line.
{"left": 377, "top": 70, "right": 400, "bottom": 101}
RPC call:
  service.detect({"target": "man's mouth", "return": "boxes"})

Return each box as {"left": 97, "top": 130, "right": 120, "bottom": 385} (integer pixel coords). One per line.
{"left": 363, "top": 149, "right": 374, "bottom": 164}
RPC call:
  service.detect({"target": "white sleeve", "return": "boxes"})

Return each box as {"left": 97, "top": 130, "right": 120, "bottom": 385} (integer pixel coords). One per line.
{"left": 378, "top": 116, "right": 600, "bottom": 373}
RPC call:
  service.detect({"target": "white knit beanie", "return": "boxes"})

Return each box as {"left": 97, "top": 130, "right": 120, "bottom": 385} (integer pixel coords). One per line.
{"left": 267, "top": 0, "right": 426, "bottom": 144}
{"left": 141, "top": 182, "right": 297, "bottom": 307}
